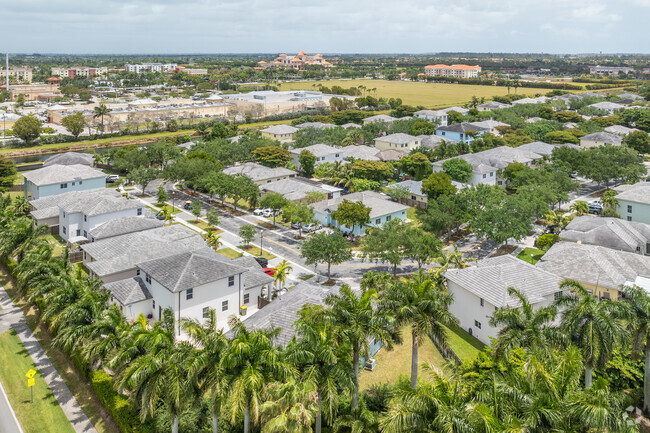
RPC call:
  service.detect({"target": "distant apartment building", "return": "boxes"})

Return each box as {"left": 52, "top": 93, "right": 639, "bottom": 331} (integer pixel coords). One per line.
{"left": 257, "top": 52, "right": 332, "bottom": 70}
{"left": 589, "top": 65, "right": 635, "bottom": 75}
{"left": 51, "top": 67, "right": 108, "bottom": 78}
{"left": 0, "top": 67, "right": 33, "bottom": 83}
{"left": 125, "top": 63, "right": 178, "bottom": 73}
{"left": 175, "top": 66, "right": 208, "bottom": 75}
{"left": 424, "top": 64, "right": 481, "bottom": 79}
{"left": 3, "top": 83, "right": 61, "bottom": 101}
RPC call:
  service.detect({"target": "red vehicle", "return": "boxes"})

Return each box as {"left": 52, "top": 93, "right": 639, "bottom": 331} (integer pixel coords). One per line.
{"left": 263, "top": 267, "right": 276, "bottom": 276}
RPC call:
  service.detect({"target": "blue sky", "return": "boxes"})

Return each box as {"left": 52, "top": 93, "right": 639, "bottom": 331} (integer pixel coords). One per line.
{"left": 5, "top": 0, "right": 649, "bottom": 54}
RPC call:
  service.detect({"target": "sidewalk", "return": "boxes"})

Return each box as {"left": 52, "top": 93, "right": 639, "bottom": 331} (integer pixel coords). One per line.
{"left": 0, "top": 285, "right": 97, "bottom": 433}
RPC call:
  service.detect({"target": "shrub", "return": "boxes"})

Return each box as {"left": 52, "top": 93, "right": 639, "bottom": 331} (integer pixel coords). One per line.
{"left": 535, "top": 233, "right": 559, "bottom": 250}
{"left": 90, "top": 370, "right": 149, "bottom": 433}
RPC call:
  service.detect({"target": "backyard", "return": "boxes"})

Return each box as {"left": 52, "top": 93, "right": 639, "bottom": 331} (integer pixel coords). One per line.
{"left": 516, "top": 247, "right": 546, "bottom": 265}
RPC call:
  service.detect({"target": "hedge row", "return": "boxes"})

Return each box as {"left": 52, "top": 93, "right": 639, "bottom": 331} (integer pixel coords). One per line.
{"left": 90, "top": 370, "right": 150, "bottom": 433}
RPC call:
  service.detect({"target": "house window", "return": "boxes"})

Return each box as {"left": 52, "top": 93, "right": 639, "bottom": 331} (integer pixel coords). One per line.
{"left": 186, "top": 288, "right": 193, "bottom": 300}
{"left": 244, "top": 293, "right": 250, "bottom": 304}
{"left": 386, "top": 216, "right": 391, "bottom": 222}
{"left": 84, "top": 215, "right": 87, "bottom": 222}
{"left": 411, "top": 195, "right": 416, "bottom": 200}
{"left": 71, "top": 182, "right": 75, "bottom": 186}
{"left": 202, "top": 307, "right": 210, "bottom": 318}
{"left": 335, "top": 154, "right": 340, "bottom": 158}
{"left": 628, "top": 216, "right": 633, "bottom": 221}
{"left": 490, "top": 172, "right": 494, "bottom": 177}
{"left": 145, "top": 273, "right": 151, "bottom": 284}
{"left": 554, "top": 291, "right": 563, "bottom": 300}
{"left": 76, "top": 229, "right": 80, "bottom": 236}
{"left": 222, "top": 300, "right": 228, "bottom": 311}
{"left": 62, "top": 226, "right": 67, "bottom": 234}
{"left": 375, "top": 218, "right": 381, "bottom": 224}
{"left": 628, "top": 205, "right": 633, "bottom": 213}
{"left": 83, "top": 230, "right": 87, "bottom": 238}
{"left": 152, "top": 300, "right": 155, "bottom": 309}
{"left": 441, "top": 132, "right": 445, "bottom": 136}
{"left": 480, "top": 297, "right": 484, "bottom": 307}
{"left": 483, "top": 174, "right": 487, "bottom": 179}
{"left": 136, "top": 269, "right": 140, "bottom": 276}
{"left": 63, "top": 212, "right": 66, "bottom": 218}
{"left": 60, "top": 183, "right": 68, "bottom": 189}
{"left": 474, "top": 320, "right": 482, "bottom": 329}
{"left": 137, "top": 208, "right": 143, "bottom": 216}
{"left": 228, "top": 276, "right": 235, "bottom": 287}
{"left": 79, "top": 180, "right": 83, "bottom": 185}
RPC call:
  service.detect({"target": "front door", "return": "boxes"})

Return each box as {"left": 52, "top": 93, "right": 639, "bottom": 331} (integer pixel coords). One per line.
{"left": 158, "top": 306, "right": 162, "bottom": 320}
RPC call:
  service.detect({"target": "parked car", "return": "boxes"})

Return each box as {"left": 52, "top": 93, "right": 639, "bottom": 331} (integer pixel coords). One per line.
{"left": 262, "top": 208, "right": 273, "bottom": 218}
{"left": 254, "top": 257, "right": 269, "bottom": 268}
{"left": 588, "top": 202, "right": 603, "bottom": 215}
{"left": 253, "top": 208, "right": 265, "bottom": 216}
{"left": 106, "top": 174, "right": 120, "bottom": 183}
{"left": 291, "top": 222, "right": 303, "bottom": 230}
{"left": 263, "top": 267, "right": 276, "bottom": 276}
{"left": 303, "top": 223, "right": 323, "bottom": 233}
{"left": 183, "top": 201, "right": 192, "bottom": 210}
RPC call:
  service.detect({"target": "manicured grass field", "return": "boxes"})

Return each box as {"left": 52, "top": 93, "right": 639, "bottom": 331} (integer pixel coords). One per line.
{"left": 516, "top": 247, "right": 546, "bottom": 265}
{"left": 217, "top": 248, "right": 244, "bottom": 259}
{"left": 0, "top": 330, "right": 75, "bottom": 433}
{"left": 277, "top": 79, "right": 571, "bottom": 108}
{"left": 241, "top": 245, "right": 277, "bottom": 260}
{"left": 443, "top": 324, "right": 485, "bottom": 362}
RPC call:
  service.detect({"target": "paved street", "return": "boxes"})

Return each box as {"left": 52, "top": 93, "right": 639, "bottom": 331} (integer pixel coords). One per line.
{"left": 0, "top": 379, "right": 23, "bottom": 433}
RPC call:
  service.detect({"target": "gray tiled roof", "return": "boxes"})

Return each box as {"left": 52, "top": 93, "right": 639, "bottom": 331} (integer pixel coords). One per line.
{"left": 376, "top": 149, "right": 407, "bottom": 161}
{"left": 433, "top": 146, "right": 543, "bottom": 173}
{"left": 363, "top": 114, "right": 397, "bottom": 123}
{"left": 478, "top": 101, "right": 511, "bottom": 109}
{"left": 223, "top": 162, "right": 296, "bottom": 182}
{"left": 311, "top": 191, "right": 409, "bottom": 219}
{"left": 375, "top": 133, "right": 417, "bottom": 145}
{"left": 261, "top": 125, "right": 298, "bottom": 135}
{"left": 604, "top": 125, "right": 641, "bottom": 136}
{"left": 516, "top": 141, "right": 557, "bottom": 156}
{"left": 436, "top": 122, "right": 489, "bottom": 134}
{"left": 30, "top": 189, "right": 121, "bottom": 221}
{"left": 88, "top": 216, "right": 164, "bottom": 241}
{"left": 60, "top": 194, "right": 142, "bottom": 216}
{"left": 580, "top": 132, "right": 623, "bottom": 145}
{"left": 240, "top": 282, "right": 336, "bottom": 346}
{"left": 260, "top": 177, "right": 342, "bottom": 202}
{"left": 104, "top": 277, "right": 152, "bottom": 305}
{"left": 43, "top": 152, "right": 94, "bottom": 167}
{"left": 615, "top": 182, "right": 650, "bottom": 205}
{"left": 536, "top": 241, "right": 650, "bottom": 290}
{"left": 291, "top": 143, "right": 339, "bottom": 158}
{"left": 82, "top": 225, "right": 205, "bottom": 278}
{"left": 212, "top": 255, "right": 275, "bottom": 290}
{"left": 341, "top": 145, "right": 380, "bottom": 161}
{"left": 467, "top": 120, "right": 510, "bottom": 130}
{"left": 445, "top": 255, "right": 562, "bottom": 307}
{"left": 137, "top": 248, "right": 247, "bottom": 293}
{"left": 390, "top": 180, "right": 424, "bottom": 196}
{"left": 417, "top": 134, "right": 458, "bottom": 148}
{"left": 589, "top": 101, "right": 625, "bottom": 110}
{"left": 295, "top": 122, "right": 336, "bottom": 130}
{"left": 23, "top": 164, "right": 106, "bottom": 186}
{"left": 341, "top": 123, "right": 361, "bottom": 129}
{"left": 560, "top": 216, "right": 650, "bottom": 254}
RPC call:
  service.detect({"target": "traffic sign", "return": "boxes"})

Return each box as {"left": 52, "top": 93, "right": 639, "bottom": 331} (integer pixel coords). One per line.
{"left": 25, "top": 369, "right": 36, "bottom": 379}
{"left": 27, "top": 377, "right": 35, "bottom": 387}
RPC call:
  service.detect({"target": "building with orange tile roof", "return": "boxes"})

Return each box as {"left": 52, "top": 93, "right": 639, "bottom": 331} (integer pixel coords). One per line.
{"left": 424, "top": 64, "right": 481, "bottom": 79}
{"left": 258, "top": 52, "right": 332, "bottom": 70}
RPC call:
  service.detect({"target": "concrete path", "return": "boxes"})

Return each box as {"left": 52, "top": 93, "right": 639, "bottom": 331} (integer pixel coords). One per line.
{"left": 0, "top": 286, "right": 97, "bottom": 433}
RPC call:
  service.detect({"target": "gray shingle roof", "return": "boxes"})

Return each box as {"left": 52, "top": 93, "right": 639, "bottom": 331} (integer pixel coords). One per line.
{"left": 445, "top": 255, "right": 562, "bottom": 307}
{"left": 137, "top": 248, "right": 247, "bottom": 293}
{"left": 261, "top": 125, "right": 298, "bottom": 135}
{"left": 467, "top": 120, "right": 510, "bottom": 130}
{"left": 43, "top": 152, "right": 94, "bottom": 167}
{"left": 376, "top": 149, "right": 407, "bottom": 161}
{"left": 291, "top": 143, "right": 340, "bottom": 158}
{"left": 478, "top": 101, "right": 511, "bottom": 109}
{"left": 604, "top": 125, "right": 641, "bottom": 136}
{"left": 341, "top": 123, "right": 361, "bottom": 129}
{"left": 60, "top": 194, "right": 142, "bottom": 216}
{"left": 389, "top": 180, "right": 423, "bottom": 196}
{"left": 82, "top": 225, "right": 205, "bottom": 278}
{"left": 30, "top": 189, "right": 121, "bottom": 221}
{"left": 436, "top": 122, "right": 489, "bottom": 134}
{"left": 417, "top": 134, "right": 458, "bottom": 148}
{"left": 560, "top": 216, "right": 650, "bottom": 254}
{"left": 104, "top": 277, "right": 152, "bottom": 305}
{"left": 23, "top": 164, "right": 106, "bottom": 186}
{"left": 88, "top": 216, "right": 164, "bottom": 241}
{"left": 615, "top": 182, "right": 650, "bottom": 205}
{"left": 536, "top": 241, "right": 650, "bottom": 290}
{"left": 433, "top": 146, "right": 544, "bottom": 173}
{"left": 363, "top": 114, "right": 397, "bottom": 123}
{"left": 516, "top": 141, "right": 557, "bottom": 156}
{"left": 589, "top": 101, "right": 625, "bottom": 111}
{"left": 341, "top": 145, "right": 380, "bottom": 161}
{"left": 223, "top": 162, "right": 296, "bottom": 182}
{"left": 580, "top": 132, "right": 623, "bottom": 145}
{"left": 240, "top": 282, "right": 336, "bottom": 346}
{"left": 295, "top": 122, "right": 336, "bottom": 130}
{"left": 311, "top": 191, "right": 409, "bottom": 219}
{"left": 260, "top": 177, "right": 342, "bottom": 202}
{"left": 375, "top": 133, "right": 417, "bottom": 145}
{"left": 212, "top": 255, "right": 275, "bottom": 290}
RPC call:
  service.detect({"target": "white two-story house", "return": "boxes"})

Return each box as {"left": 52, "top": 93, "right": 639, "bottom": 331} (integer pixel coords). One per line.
{"left": 23, "top": 164, "right": 106, "bottom": 200}
{"left": 290, "top": 143, "right": 343, "bottom": 168}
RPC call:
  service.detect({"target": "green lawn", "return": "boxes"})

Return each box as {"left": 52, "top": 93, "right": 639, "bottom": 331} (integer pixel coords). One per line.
{"left": 42, "top": 234, "right": 65, "bottom": 257}
{"left": 146, "top": 204, "right": 181, "bottom": 215}
{"left": 516, "top": 247, "right": 546, "bottom": 265}
{"left": 0, "top": 330, "right": 75, "bottom": 433}
{"left": 217, "top": 248, "right": 244, "bottom": 259}
{"left": 298, "top": 274, "right": 315, "bottom": 281}
{"left": 277, "top": 79, "right": 581, "bottom": 108}
{"left": 443, "top": 324, "right": 485, "bottom": 362}
{"left": 241, "top": 245, "right": 276, "bottom": 260}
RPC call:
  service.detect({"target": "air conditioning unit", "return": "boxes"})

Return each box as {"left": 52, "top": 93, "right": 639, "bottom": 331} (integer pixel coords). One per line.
{"left": 364, "top": 358, "right": 376, "bottom": 371}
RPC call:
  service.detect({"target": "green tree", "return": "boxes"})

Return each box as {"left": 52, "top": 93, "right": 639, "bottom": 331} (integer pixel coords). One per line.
{"left": 252, "top": 146, "right": 291, "bottom": 167}
{"left": 93, "top": 103, "right": 111, "bottom": 135}
{"left": 570, "top": 200, "right": 589, "bottom": 216}
{"left": 191, "top": 199, "right": 202, "bottom": 218}
{"left": 556, "top": 280, "right": 628, "bottom": 388}
{"left": 298, "top": 149, "right": 317, "bottom": 178}
{"left": 622, "top": 284, "right": 650, "bottom": 414}
{"left": 61, "top": 112, "right": 86, "bottom": 139}
{"left": 544, "top": 130, "right": 579, "bottom": 144}
{"left": 210, "top": 123, "right": 229, "bottom": 140}
{"left": 403, "top": 226, "right": 442, "bottom": 269}
{"left": 203, "top": 232, "right": 222, "bottom": 250}
{"left": 421, "top": 172, "right": 456, "bottom": 200}
{"left": 301, "top": 232, "right": 353, "bottom": 279}
{"left": 157, "top": 185, "right": 169, "bottom": 204}
{"left": 127, "top": 166, "right": 159, "bottom": 195}
{"left": 259, "top": 193, "right": 289, "bottom": 225}
{"left": 325, "top": 285, "right": 398, "bottom": 409}
{"left": 441, "top": 158, "right": 473, "bottom": 183}
{"left": 379, "top": 271, "right": 456, "bottom": 388}
{"left": 273, "top": 259, "right": 292, "bottom": 291}
{"left": 0, "top": 156, "right": 17, "bottom": 192}
{"left": 399, "top": 152, "right": 432, "bottom": 181}
{"left": 13, "top": 114, "right": 41, "bottom": 145}
{"left": 167, "top": 119, "right": 179, "bottom": 132}
{"left": 206, "top": 208, "right": 221, "bottom": 228}
{"left": 623, "top": 130, "right": 650, "bottom": 154}
{"left": 350, "top": 160, "right": 393, "bottom": 182}
{"left": 330, "top": 200, "right": 371, "bottom": 236}
{"left": 239, "top": 224, "right": 257, "bottom": 246}
{"left": 282, "top": 202, "right": 315, "bottom": 237}
{"left": 361, "top": 220, "right": 407, "bottom": 276}
{"left": 259, "top": 380, "right": 318, "bottom": 433}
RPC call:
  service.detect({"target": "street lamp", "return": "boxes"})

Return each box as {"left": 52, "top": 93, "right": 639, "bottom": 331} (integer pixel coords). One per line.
{"left": 171, "top": 190, "right": 175, "bottom": 212}
{"left": 258, "top": 227, "right": 264, "bottom": 257}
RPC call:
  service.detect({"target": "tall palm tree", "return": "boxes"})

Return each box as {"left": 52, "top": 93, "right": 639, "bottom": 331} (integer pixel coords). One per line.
{"left": 273, "top": 259, "right": 292, "bottom": 292}
{"left": 332, "top": 395, "right": 380, "bottom": 433}
{"left": 570, "top": 200, "right": 589, "bottom": 216}
{"left": 489, "top": 287, "right": 559, "bottom": 360}
{"left": 14, "top": 243, "right": 57, "bottom": 296}
{"left": 12, "top": 196, "right": 30, "bottom": 215}
{"left": 222, "top": 318, "right": 295, "bottom": 433}
{"left": 378, "top": 271, "right": 456, "bottom": 388}
{"left": 622, "top": 284, "right": 650, "bottom": 414}
{"left": 183, "top": 309, "right": 230, "bottom": 433}
{"left": 203, "top": 232, "right": 222, "bottom": 251}
{"left": 431, "top": 245, "right": 475, "bottom": 283}
{"left": 324, "top": 285, "right": 399, "bottom": 409}
{"left": 259, "top": 380, "right": 318, "bottom": 433}
{"left": 0, "top": 216, "right": 48, "bottom": 263}
{"left": 544, "top": 210, "right": 571, "bottom": 232}
{"left": 555, "top": 279, "right": 628, "bottom": 388}
{"left": 93, "top": 103, "right": 111, "bottom": 135}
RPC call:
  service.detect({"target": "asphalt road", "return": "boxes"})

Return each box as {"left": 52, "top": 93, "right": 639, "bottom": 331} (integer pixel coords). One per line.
{"left": 0, "top": 377, "right": 23, "bottom": 433}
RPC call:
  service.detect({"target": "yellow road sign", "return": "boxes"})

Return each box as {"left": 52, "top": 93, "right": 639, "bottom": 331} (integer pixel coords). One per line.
{"left": 27, "top": 377, "right": 35, "bottom": 387}
{"left": 25, "top": 369, "right": 36, "bottom": 379}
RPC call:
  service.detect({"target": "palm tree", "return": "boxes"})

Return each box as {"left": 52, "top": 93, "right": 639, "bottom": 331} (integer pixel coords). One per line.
{"left": 14, "top": 243, "right": 57, "bottom": 296}
{"left": 273, "top": 259, "right": 292, "bottom": 292}
{"left": 183, "top": 309, "right": 230, "bottom": 433}
{"left": 489, "top": 287, "right": 559, "bottom": 360}
{"left": 332, "top": 395, "right": 380, "bottom": 433}
{"left": 431, "top": 244, "right": 475, "bottom": 283}
{"left": 622, "top": 284, "right": 650, "bottom": 414}
{"left": 601, "top": 190, "right": 619, "bottom": 210}
{"left": 555, "top": 279, "right": 628, "bottom": 388}
{"left": 203, "top": 232, "right": 222, "bottom": 251}
{"left": 93, "top": 103, "right": 111, "bottom": 135}
{"left": 12, "top": 196, "right": 30, "bottom": 215}
{"left": 378, "top": 271, "right": 456, "bottom": 388}
{"left": 324, "top": 285, "right": 399, "bottom": 409}
{"left": 570, "top": 200, "right": 589, "bottom": 216}
{"left": 259, "top": 380, "right": 318, "bottom": 433}
{"left": 222, "top": 318, "right": 295, "bottom": 433}
{"left": 0, "top": 216, "right": 48, "bottom": 263}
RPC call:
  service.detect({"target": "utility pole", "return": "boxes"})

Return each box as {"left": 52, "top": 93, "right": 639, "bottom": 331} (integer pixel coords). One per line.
{"left": 5, "top": 53, "right": 8, "bottom": 91}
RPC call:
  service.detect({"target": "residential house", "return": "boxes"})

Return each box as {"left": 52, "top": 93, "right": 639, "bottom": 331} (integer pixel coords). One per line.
{"left": 615, "top": 182, "right": 650, "bottom": 224}
{"left": 295, "top": 122, "right": 336, "bottom": 130}
{"left": 388, "top": 179, "right": 466, "bottom": 209}
{"left": 536, "top": 241, "right": 650, "bottom": 300}
{"left": 435, "top": 122, "right": 488, "bottom": 144}
{"left": 413, "top": 109, "right": 448, "bottom": 126}
{"left": 374, "top": 133, "right": 420, "bottom": 152}
{"left": 81, "top": 225, "right": 206, "bottom": 283}
{"left": 43, "top": 152, "right": 94, "bottom": 167}
{"left": 444, "top": 255, "right": 563, "bottom": 346}
{"left": 477, "top": 101, "right": 511, "bottom": 111}
{"left": 87, "top": 216, "right": 164, "bottom": 242}
{"left": 223, "top": 162, "right": 296, "bottom": 185}
{"left": 511, "top": 97, "right": 549, "bottom": 105}
{"left": 618, "top": 93, "right": 645, "bottom": 101}
{"left": 417, "top": 134, "right": 458, "bottom": 150}
{"left": 341, "top": 123, "right": 362, "bottom": 129}
{"left": 559, "top": 216, "right": 650, "bottom": 255}
{"left": 376, "top": 149, "right": 408, "bottom": 161}
{"left": 260, "top": 177, "right": 342, "bottom": 203}
{"left": 516, "top": 141, "right": 579, "bottom": 156}
{"left": 58, "top": 194, "right": 145, "bottom": 244}
{"left": 579, "top": 132, "right": 623, "bottom": 148}
{"left": 467, "top": 120, "right": 510, "bottom": 135}
{"left": 104, "top": 248, "right": 274, "bottom": 331}
{"left": 605, "top": 125, "right": 641, "bottom": 136}
{"left": 23, "top": 164, "right": 106, "bottom": 200}
{"left": 588, "top": 101, "right": 625, "bottom": 115}
{"left": 260, "top": 124, "right": 298, "bottom": 141}
{"left": 290, "top": 143, "right": 342, "bottom": 168}
{"left": 30, "top": 189, "right": 119, "bottom": 230}
{"left": 311, "top": 191, "right": 410, "bottom": 236}
{"left": 362, "top": 114, "right": 397, "bottom": 125}
{"left": 440, "top": 106, "right": 469, "bottom": 116}
{"left": 341, "top": 145, "right": 381, "bottom": 161}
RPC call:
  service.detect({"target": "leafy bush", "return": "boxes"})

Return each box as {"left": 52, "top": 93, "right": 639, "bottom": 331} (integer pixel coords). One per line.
{"left": 535, "top": 233, "right": 559, "bottom": 250}
{"left": 90, "top": 370, "right": 149, "bottom": 433}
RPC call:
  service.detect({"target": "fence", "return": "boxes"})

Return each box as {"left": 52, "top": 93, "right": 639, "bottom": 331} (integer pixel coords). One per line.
{"left": 429, "top": 332, "right": 463, "bottom": 365}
